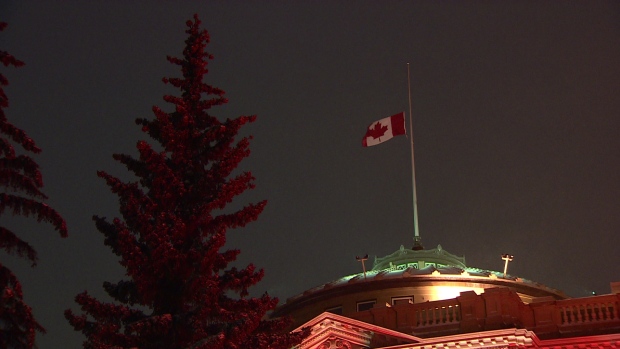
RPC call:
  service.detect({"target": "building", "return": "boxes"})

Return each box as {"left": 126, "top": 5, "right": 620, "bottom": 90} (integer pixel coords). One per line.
{"left": 273, "top": 244, "right": 620, "bottom": 348}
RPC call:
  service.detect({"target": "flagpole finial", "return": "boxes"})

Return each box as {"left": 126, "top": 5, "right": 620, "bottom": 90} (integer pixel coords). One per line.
{"left": 412, "top": 236, "right": 423, "bottom": 250}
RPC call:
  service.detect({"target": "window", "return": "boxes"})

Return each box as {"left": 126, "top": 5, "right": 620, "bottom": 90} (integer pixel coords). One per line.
{"left": 391, "top": 296, "right": 414, "bottom": 306}
{"left": 325, "top": 306, "right": 342, "bottom": 315}
{"left": 357, "top": 300, "right": 376, "bottom": 312}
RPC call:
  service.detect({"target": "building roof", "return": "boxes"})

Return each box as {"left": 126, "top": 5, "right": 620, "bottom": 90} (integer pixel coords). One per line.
{"left": 281, "top": 244, "right": 566, "bottom": 307}
{"left": 371, "top": 244, "right": 467, "bottom": 270}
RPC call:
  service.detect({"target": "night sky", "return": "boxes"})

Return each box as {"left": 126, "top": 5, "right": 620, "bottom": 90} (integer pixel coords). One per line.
{"left": 2, "top": 2, "right": 620, "bottom": 347}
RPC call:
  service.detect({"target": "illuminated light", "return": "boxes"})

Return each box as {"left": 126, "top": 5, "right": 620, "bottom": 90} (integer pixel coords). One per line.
{"left": 431, "top": 270, "right": 441, "bottom": 276}
{"left": 427, "top": 286, "right": 484, "bottom": 301}
{"left": 461, "top": 271, "right": 470, "bottom": 277}
{"left": 501, "top": 254, "right": 514, "bottom": 277}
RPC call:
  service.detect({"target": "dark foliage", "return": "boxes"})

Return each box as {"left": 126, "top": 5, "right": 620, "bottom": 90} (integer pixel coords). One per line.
{"left": 0, "top": 22, "right": 68, "bottom": 349}
{"left": 65, "top": 15, "right": 307, "bottom": 349}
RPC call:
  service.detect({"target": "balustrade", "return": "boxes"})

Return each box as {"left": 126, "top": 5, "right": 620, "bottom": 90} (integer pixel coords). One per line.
{"left": 557, "top": 295, "right": 619, "bottom": 326}
{"left": 354, "top": 290, "right": 620, "bottom": 338}
{"left": 413, "top": 300, "right": 461, "bottom": 327}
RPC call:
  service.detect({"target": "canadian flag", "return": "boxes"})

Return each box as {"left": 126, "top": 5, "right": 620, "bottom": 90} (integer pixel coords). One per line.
{"left": 362, "top": 112, "right": 406, "bottom": 147}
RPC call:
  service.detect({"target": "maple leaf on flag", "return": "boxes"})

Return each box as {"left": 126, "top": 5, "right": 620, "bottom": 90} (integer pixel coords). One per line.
{"left": 362, "top": 112, "right": 405, "bottom": 147}
{"left": 366, "top": 122, "right": 388, "bottom": 140}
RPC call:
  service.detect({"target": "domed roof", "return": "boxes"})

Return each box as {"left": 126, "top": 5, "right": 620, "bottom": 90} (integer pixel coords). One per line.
{"left": 272, "top": 244, "right": 567, "bottom": 326}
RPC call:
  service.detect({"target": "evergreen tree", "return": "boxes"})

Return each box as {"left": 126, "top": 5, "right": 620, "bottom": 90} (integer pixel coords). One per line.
{"left": 65, "top": 15, "right": 306, "bottom": 349}
{"left": 0, "top": 22, "right": 68, "bottom": 348}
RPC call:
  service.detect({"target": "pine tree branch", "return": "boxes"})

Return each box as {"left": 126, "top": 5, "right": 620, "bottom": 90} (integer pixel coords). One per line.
{"left": 0, "top": 227, "right": 38, "bottom": 265}
{"left": 0, "top": 194, "right": 67, "bottom": 237}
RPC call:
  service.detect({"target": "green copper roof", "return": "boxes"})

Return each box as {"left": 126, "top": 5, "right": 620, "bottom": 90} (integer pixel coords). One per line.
{"left": 372, "top": 244, "right": 467, "bottom": 271}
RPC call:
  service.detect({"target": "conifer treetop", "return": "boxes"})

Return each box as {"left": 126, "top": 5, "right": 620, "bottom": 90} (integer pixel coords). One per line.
{"left": 65, "top": 15, "right": 307, "bottom": 348}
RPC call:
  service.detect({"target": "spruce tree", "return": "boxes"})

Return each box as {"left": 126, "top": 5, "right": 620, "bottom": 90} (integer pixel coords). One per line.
{"left": 65, "top": 15, "right": 306, "bottom": 349}
{"left": 0, "top": 22, "right": 68, "bottom": 348}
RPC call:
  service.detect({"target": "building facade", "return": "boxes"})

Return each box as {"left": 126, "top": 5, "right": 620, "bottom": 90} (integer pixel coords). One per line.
{"left": 274, "top": 245, "right": 620, "bottom": 348}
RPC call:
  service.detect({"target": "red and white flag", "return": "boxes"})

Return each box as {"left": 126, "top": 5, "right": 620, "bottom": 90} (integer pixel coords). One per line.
{"left": 362, "top": 112, "right": 406, "bottom": 147}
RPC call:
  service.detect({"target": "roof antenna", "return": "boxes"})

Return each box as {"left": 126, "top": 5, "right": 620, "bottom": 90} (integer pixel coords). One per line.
{"left": 356, "top": 254, "right": 369, "bottom": 279}
{"left": 501, "top": 254, "right": 514, "bottom": 277}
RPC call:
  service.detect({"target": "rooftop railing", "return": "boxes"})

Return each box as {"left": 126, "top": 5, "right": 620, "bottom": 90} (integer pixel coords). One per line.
{"left": 556, "top": 294, "right": 620, "bottom": 329}
{"left": 350, "top": 289, "right": 620, "bottom": 338}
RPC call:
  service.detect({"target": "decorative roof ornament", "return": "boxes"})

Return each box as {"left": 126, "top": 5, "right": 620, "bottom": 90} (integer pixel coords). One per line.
{"left": 371, "top": 244, "right": 467, "bottom": 271}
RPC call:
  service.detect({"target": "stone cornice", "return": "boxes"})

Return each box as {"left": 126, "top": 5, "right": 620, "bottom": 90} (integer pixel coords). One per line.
{"left": 295, "top": 312, "right": 420, "bottom": 349}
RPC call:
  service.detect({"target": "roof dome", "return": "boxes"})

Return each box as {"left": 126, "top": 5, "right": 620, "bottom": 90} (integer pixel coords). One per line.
{"left": 273, "top": 244, "right": 568, "bottom": 327}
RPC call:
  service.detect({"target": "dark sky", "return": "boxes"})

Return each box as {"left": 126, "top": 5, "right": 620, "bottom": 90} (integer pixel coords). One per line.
{"left": 2, "top": 1, "right": 620, "bottom": 347}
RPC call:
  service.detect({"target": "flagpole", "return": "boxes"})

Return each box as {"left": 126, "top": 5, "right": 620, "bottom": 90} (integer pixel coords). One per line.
{"left": 408, "top": 63, "right": 423, "bottom": 250}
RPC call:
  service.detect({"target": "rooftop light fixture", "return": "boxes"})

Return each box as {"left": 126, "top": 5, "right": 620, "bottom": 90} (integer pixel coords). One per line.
{"left": 356, "top": 254, "right": 369, "bottom": 279}
{"left": 501, "top": 254, "right": 514, "bottom": 277}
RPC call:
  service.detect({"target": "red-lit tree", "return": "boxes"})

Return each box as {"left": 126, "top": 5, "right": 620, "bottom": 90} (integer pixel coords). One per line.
{"left": 65, "top": 15, "right": 306, "bottom": 349}
{"left": 0, "top": 22, "right": 68, "bottom": 349}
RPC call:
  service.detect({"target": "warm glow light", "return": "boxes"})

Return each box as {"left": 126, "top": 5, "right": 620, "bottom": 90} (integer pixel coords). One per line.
{"left": 426, "top": 286, "right": 484, "bottom": 301}
{"left": 501, "top": 254, "right": 514, "bottom": 277}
